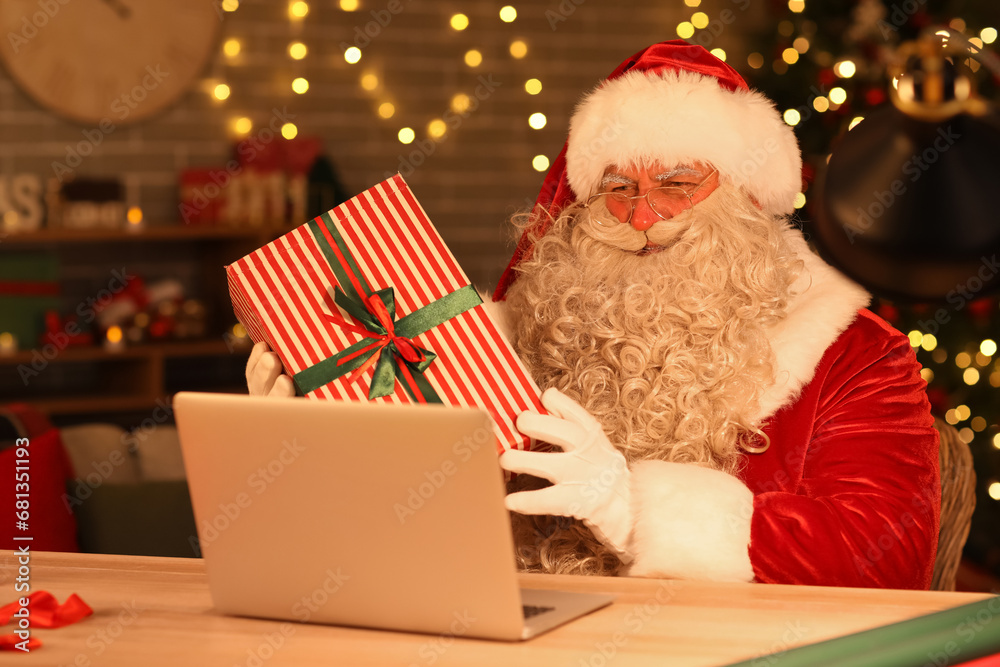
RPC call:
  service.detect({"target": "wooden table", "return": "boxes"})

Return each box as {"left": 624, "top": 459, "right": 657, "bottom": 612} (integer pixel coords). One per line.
{"left": 2, "top": 550, "right": 995, "bottom": 666}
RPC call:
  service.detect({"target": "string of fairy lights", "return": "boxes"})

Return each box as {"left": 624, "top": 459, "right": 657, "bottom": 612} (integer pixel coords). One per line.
{"left": 212, "top": 1, "right": 551, "bottom": 172}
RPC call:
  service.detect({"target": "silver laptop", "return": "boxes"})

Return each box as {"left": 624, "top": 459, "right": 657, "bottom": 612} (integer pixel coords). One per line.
{"left": 173, "top": 392, "right": 614, "bottom": 641}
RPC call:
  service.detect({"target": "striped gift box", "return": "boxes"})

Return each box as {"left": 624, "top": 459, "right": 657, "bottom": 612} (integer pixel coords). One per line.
{"left": 226, "top": 174, "right": 544, "bottom": 454}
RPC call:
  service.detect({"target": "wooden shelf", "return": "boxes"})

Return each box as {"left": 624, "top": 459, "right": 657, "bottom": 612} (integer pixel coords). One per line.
{"left": 0, "top": 339, "right": 252, "bottom": 366}
{"left": 2, "top": 224, "right": 289, "bottom": 244}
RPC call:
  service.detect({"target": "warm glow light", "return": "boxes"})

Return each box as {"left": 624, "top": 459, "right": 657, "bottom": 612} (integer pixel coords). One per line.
{"left": 451, "top": 93, "right": 470, "bottom": 112}
{"left": 748, "top": 53, "right": 764, "bottom": 69}
{"left": 428, "top": 119, "right": 447, "bottom": 139}
{"left": 945, "top": 409, "right": 959, "bottom": 425}
{"left": 920, "top": 333, "right": 938, "bottom": 351}
{"left": 106, "top": 326, "right": 123, "bottom": 344}
{"left": 676, "top": 22, "right": 695, "bottom": 39}
{"left": 499, "top": 5, "right": 517, "bottom": 22}
{"left": 691, "top": 12, "right": 709, "bottom": 29}
{"left": 289, "top": 1, "right": 309, "bottom": 18}
{"left": 994, "top": 433, "right": 1000, "bottom": 449}
{"left": 977, "top": 352, "right": 992, "bottom": 367}
{"left": 292, "top": 77, "right": 309, "bottom": 94}
{"left": 232, "top": 323, "right": 248, "bottom": 339}
{"left": 848, "top": 116, "right": 865, "bottom": 130}
{"left": 982, "top": 27, "right": 998, "bottom": 44}
{"left": 778, "top": 20, "right": 794, "bottom": 36}
{"left": 981, "top": 339, "right": 997, "bottom": 356}
{"left": 956, "top": 405, "right": 971, "bottom": 421}
{"left": 971, "top": 417, "right": 987, "bottom": 432}
{"left": 793, "top": 192, "right": 806, "bottom": 209}
{"left": 948, "top": 18, "right": 966, "bottom": 33}
{"left": 464, "top": 49, "right": 482, "bottom": 67}
{"left": 834, "top": 60, "right": 857, "bottom": 78}
{"left": 783, "top": 109, "right": 801, "bottom": 126}
{"left": 289, "top": 41, "right": 308, "bottom": 60}
{"left": 959, "top": 428, "right": 974, "bottom": 444}
{"left": 908, "top": 330, "right": 923, "bottom": 347}
{"left": 378, "top": 102, "right": 395, "bottom": 118}
{"left": 213, "top": 84, "right": 231, "bottom": 100}
{"left": 223, "top": 39, "right": 241, "bottom": 57}
{"left": 339, "top": 0, "right": 358, "bottom": 10}
{"left": 345, "top": 47, "right": 362, "bottom": 64}
{"left": 450, "top": 13, "right": 469, "bottom": 30}
{"left": 398, "top": 127, "right": 415, "bottom": 144}
{"left": 233, "top": 117, "right": 252, "bottom": 135}
{"left": 829, "top": 87, "right": 847, "bottom": 104}
{"left": 525, "top": 78, "right": 542, "bottom": 95}
{"left": 528, "top": 112, "right": 546, "bottom": 129}
{"left": 281, "top": 123, "right": 298, "bottom": 139}
{"left": 773, "top": 60, "right": 789, "bottom": 75}
{"left": 955, "top": 352, "right": 972, "bottom": 369}
{"left": 710, "top": 48, "right": 727, "bottom": 61}
{"left": 684, "top": 0, "right": 700, "bottom": 6}
{"left": 964, "top": 368, "right": 981, "bottom": 385}
{"left": 990, "top": 482, "right": 1000, "bottom": 500}
{"left": 920, "top": 368, "right": 934, "bottom": 383}
{"left": 127, "top": 207, "right": 143, "bottom": 224}
{"left": 221, "top": 0, "right": 239, "bottom": 11}
{"left": 510, "top": 40, "right": 528, "bottom": 58}
{"left": 532, "top": 155, "right": 550, "bottom": 172}
{"left": 793, "top": 37, "right": 810, "bottom": 53}
{"left": 788, "top": 0, "right": 805, "bottom": 12}
{"left": 932, "top": 348, "right": 948, "bottom": 364}
{"left": 782, "top": 47, "right": 799, "bottom": 64}
{"left": 361, "top": 73, "right": 378, "bottom": 90}
{"left": 813, "top": 96, "right": 830, "bottom": 112}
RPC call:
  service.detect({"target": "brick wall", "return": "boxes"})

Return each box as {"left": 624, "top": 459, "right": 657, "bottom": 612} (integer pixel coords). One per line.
{"left": 0, "top": 0, "right": 767, "bottom": 291}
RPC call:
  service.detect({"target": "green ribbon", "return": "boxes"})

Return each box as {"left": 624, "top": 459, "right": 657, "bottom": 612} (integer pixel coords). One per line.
{"left": 292, "top": 211, "right": 482, "bottom": 402}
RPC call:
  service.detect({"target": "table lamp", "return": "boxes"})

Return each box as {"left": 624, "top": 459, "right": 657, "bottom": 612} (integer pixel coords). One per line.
{"left": 812, "top": 28, "right": 1000, "bottom": 301}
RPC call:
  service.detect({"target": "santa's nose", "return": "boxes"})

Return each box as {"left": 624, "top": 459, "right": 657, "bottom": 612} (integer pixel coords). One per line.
{"left": 629, "top": 198, "right": 665, "bottom": 231}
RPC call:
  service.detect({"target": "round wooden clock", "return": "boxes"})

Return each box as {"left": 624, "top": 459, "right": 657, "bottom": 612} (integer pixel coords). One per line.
{"left": 0, "top": 0, "right": 220, "bottom": 125}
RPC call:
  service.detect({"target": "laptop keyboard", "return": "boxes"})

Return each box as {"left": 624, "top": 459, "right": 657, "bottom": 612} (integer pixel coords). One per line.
{"left": 522, "top": 604, "right": 555, "bottom": 620}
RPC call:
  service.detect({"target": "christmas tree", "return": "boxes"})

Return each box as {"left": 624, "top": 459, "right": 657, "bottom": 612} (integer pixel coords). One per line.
{"left": 741, "top": 0, "right": 1000, "bottom": 583}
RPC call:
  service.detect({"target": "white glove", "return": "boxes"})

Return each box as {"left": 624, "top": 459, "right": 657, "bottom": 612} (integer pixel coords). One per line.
{"left": 245, "top": 341, "right": 296, "bottom": 397}
{"left": 499, "top": 388, "right": 634, "bottom": 562}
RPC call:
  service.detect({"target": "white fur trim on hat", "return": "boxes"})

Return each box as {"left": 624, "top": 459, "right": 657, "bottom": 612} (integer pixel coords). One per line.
{"left": 566, "top": 69, "right": 802, "bottom": 217}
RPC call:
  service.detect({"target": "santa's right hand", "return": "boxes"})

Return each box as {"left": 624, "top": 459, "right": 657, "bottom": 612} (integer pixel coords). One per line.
{"left": 246, "top": 341, "right": 296, "bottom": 397}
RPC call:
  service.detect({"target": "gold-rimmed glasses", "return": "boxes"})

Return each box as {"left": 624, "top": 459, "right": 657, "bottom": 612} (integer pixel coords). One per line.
{"left": 585, "top": 169, "right": 718, "bottom": 226}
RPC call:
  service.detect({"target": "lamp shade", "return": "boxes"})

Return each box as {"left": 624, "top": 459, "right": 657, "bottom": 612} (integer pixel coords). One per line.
{"left": 812, "top": 104, "right": 1000, "bottom": 301}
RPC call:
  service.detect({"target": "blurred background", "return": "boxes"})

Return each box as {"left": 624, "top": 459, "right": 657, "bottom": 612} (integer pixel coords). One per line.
{"left": 0, "top": 0, "right": 997, "bottom": 589}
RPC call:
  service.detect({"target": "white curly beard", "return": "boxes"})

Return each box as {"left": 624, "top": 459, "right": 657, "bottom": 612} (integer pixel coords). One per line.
{"left": 505, "top": 184, "right": 801, "bottom": 474}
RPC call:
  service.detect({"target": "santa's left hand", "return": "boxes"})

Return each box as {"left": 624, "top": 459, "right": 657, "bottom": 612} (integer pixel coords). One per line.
{"left": 499, "top": 388, "right": 634, "bottom": 563}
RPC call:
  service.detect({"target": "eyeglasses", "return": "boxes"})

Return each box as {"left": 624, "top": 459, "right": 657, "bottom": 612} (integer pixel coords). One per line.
{"left": 585, "top": 169, "right": 718, "bottom": 226}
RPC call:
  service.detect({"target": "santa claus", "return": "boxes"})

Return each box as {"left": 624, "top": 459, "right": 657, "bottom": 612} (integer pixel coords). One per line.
{"left": 247, "top": 41, "right": 940, "bottom": 589}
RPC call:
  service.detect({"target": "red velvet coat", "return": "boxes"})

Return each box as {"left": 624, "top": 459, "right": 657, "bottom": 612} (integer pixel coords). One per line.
{"left": 744, "top": 309, "right": 939, "bottom": 588}
{"left": 623, "top": 230, "right": 940, "bottom": 589}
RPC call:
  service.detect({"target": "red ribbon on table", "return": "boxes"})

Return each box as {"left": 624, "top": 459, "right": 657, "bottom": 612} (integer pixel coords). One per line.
{"left": 0, "top": 591, "right": 93, "bottom": 651}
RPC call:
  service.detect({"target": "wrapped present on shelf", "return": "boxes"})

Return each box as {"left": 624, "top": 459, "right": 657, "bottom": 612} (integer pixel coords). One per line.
{"left": 226, "top": 174, "right": 543, "bottom": 454}
{"left": 0, "top": 253, "right": 60, "bottom": 350}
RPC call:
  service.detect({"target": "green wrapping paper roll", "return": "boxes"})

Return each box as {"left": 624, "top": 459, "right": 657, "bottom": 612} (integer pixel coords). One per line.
{"left": 722, "top": 596, "right": 1000, "bottom": 667}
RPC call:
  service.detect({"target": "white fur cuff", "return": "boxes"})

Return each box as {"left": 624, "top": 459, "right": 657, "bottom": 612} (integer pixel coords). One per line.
{"left": 628, "top": 461, "right": 754, "bottom": 582}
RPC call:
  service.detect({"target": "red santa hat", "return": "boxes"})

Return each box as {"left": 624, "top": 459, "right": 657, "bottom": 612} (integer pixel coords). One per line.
{"left": 494, "top": 40, "right": 802, "bottom": 301}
